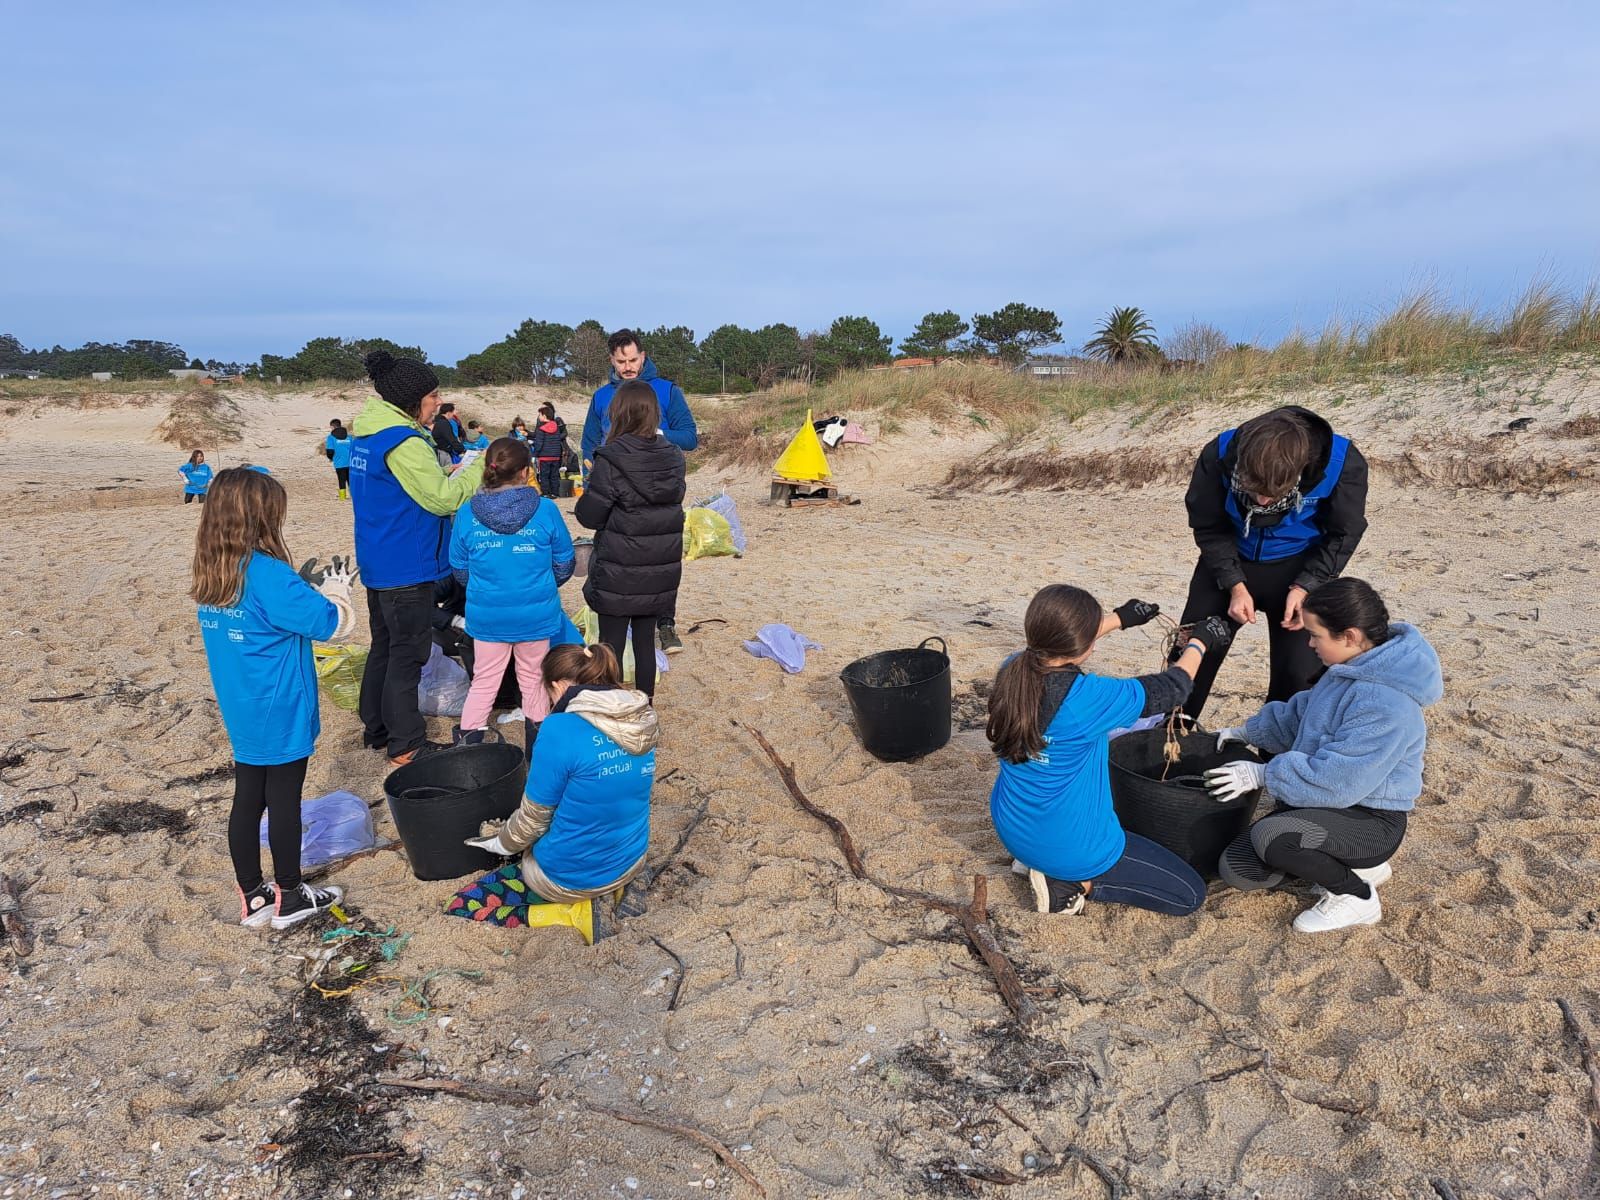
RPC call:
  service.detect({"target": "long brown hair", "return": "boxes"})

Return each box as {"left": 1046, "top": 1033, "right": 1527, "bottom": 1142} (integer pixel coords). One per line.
{"left": 987, "top": 585, "right": 1103, "bottom": 764}
{"left": 482, "top": 436, "right": 531, "bottom": 489}
{"left": 542, "top": 642, "right": 623, "bottom": 688}
{"left": 606, "top": 380, "right": 660, "bottom": 442}
{"left": 190, "top": 468, "right": 292, "bottom": 607}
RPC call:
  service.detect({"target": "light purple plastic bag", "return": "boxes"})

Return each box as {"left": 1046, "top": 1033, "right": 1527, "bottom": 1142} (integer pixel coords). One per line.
{"left": 742, "top": 623, "right": 821, "bottom": 674}
{"left": 260, "top": 789, "right": 375, "bottom": 868}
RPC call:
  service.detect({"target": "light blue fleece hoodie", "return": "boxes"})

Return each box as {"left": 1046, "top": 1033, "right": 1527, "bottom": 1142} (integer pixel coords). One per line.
{"left": 1242, "top": 623, "right": 1443, "bottom": 811}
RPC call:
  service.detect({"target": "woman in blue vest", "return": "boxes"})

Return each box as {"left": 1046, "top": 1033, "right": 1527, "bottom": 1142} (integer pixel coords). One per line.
{"left": 349, "top": 350, "right": 485, "bottom": 765}
{"left": 1179, "top": 405, "right": 1368, "bottom": 718}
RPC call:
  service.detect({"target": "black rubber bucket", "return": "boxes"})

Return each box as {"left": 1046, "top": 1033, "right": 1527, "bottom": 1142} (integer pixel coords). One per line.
{"left": 384, "top": 743, "right": 527, "bottom": 880}
{"left": 1108, "top": 728, "right": 1263, "bottom": 878}
{"left": 840, "top": 637, "right": 952, "bottom": 762}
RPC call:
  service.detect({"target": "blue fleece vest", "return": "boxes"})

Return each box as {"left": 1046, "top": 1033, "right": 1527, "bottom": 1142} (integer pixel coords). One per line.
{"left": 591, "top": 377, "right": 674, "bottom": 440}
{"left": 1219, "top": 429, "right": 1350, "bottom": 562}
{"left": 350, "top": 424, "right": 451, "bottom": 589}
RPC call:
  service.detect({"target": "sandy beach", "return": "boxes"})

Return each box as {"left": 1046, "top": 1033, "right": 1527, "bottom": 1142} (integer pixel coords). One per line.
{"left": 3, "top": 366, "right": 1599, "bottom": 1199}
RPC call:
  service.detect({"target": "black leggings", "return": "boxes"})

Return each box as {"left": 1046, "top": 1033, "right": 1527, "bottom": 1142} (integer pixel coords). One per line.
{"left": 1180, "top": 553, "right": 1322, "bottom": 719}
{"left": 228, "top": 758, "right": 309, "bottom": 890}
{"left": 183, "top": 492, "right": 205, "bottom": 505}
{"left": 1219, "top": 804, "right": 1406, "bottom": 898}
{"left": 597, "top": 613, "right": 657, "bottom": 698}
{"left": 335, "top": 466, "right": 350, "bottom": 490}
{"left": 537, "top": 461, "right": 562, "bottom": 498}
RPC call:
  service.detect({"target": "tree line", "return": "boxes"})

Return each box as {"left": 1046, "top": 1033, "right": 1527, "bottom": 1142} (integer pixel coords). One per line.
{"left": 1, "top": 303, "right": 1190, "bottom": 389}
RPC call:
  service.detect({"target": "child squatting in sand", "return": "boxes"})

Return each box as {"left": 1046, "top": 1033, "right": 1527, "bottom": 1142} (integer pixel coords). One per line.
{"left": 192, "top": 468, "right": 358, "bottom": 929}
{"left": 986, "top": 584, "right": 1235, "bottom": 917}
{"left": 1211, "top": 577, "right": 1442, "bottom": 933}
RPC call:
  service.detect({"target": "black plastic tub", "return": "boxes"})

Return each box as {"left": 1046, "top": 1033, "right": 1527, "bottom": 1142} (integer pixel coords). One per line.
{"left": 384, "top": 743, "right": 527, "bottom": 881}
{"left": 840, "top": 637, "right": 952, "bottom": 762}
{"left": 1108, "top": 728, "right": 1263, "bottom": 878}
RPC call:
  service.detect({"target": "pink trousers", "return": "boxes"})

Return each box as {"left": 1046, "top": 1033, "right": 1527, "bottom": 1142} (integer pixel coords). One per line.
{"left": 461, "top": 639, "right": 551, "bottom": 731}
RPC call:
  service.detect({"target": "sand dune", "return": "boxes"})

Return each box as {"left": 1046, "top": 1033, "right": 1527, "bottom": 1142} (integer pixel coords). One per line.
{"left": 2, "top": 370, "right": 1598, "bottom": 1199}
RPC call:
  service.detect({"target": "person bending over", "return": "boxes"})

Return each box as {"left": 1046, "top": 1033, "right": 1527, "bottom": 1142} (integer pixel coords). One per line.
{"left": 1211, "top": 578, "right": 1441, "bottom": 933}
{"left": 988, "top": 585, "right": 1234, "bottom": 917}
{"left": 1180, "top": 405, "right": 1368, "bottom": 718}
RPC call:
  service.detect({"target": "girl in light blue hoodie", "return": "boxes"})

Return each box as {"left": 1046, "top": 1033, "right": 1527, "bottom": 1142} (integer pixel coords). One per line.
{"left": 1210, "top": 577, "right": 1442, "bottom": 933}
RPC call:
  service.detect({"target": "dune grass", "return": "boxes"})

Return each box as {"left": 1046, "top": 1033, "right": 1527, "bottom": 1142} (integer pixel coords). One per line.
{"left": 699, "top": 280, "right": 1600, "bottom": 465}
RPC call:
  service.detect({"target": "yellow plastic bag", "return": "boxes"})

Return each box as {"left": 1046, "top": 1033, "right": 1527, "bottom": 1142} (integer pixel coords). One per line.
{"left": 314, "top": 644, "right": 368, "bottom": 711}
{"left": 683, "top": 507, "right": 738, "bottom": 561}
{"left": 570, "top": 604, "right": 638, "bottom": 684}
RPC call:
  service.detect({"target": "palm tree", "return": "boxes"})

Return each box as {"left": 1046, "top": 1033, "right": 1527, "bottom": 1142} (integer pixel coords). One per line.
{"left": 1085, "top": 307, "right": 1161, "bottom": 363}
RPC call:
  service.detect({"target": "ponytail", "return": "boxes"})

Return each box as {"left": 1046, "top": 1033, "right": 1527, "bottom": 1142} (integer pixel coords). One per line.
{"left": 987, "top": 648, "right": 1052, "bottom": 764}
{"left": 542, "top": 641, "right": 624, "bottom": 689}
{"left": 481, "top": 436, "right": 532, "bottom": 489}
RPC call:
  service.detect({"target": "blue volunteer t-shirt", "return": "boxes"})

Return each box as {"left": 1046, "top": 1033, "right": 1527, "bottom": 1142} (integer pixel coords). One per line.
{"left": 325, "top": 435, "right": 353, "bottom": 468}
{"left": 988, "top": 670, "right": 1145, "bottom": 881}
{"left": 526, "top": 711, "right": 654, "bottom": 891}
{"left": 179, "top": 462, "right": 213, "bottom": 494}
{"left": 197, "top": 552, "right": 338, "bottom": 766}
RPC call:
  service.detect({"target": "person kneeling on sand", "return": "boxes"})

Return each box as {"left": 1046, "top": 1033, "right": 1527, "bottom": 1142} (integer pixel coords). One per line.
{"left": 1211, "top": 578, "right": 1442, "bottom": 933}
{"left": 987, "top": 585, "right": 1235, "bottom": 917}
{"left": 462, "top": 643, "right": 657, "bottom": 940}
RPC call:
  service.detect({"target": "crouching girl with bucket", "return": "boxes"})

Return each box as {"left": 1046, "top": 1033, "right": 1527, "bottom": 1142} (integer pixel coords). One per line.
{"left": 1210, "top": 578, "right": 1442, "bottom": 933}
{"left": 446, "top": 643, "right": 658, "bottom": 942}
{"left": 987, "top": 584, "right": 1235, "bottom": 917}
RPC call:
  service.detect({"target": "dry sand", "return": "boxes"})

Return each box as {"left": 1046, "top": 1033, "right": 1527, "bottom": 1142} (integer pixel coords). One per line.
{"left": 2, "top": 367, "right": 1598, "bottom": 1199}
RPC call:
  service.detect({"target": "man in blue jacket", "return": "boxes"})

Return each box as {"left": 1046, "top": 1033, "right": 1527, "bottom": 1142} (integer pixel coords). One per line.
{"left": 581, "top": 329, "right": 698, "bottom": 653}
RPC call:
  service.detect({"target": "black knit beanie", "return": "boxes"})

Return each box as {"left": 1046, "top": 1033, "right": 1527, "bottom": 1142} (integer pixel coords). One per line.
{"left": 364, "top": 349, "right": 439, "bottom": 415}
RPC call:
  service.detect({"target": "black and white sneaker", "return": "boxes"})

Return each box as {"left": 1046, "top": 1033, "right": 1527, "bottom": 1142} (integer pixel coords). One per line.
{"left": 271, "top": 882, "right": 344, "bottom": 930}
{"left": 1028, "top": 869, "right": 1086, "bottom": 915}
{"left": 658, "top": 621, "right": 683, "bottom": 655}
{"left": 238, "top": 881, "right": 278, "bottom": 929}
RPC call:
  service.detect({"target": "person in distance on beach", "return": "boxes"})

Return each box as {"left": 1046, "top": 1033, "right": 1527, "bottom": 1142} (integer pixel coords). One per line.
{"left": 1212, "top": 578, "right": 1441, "bottom": 933}
{"left": 987, "top": 584, "right": 1234, "bottom": 918}
{"left": 1179, "top": 405, "right": 1368, "bottom": 719}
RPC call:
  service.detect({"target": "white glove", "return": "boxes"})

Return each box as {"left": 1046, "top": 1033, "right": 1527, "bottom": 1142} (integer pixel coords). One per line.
{"left": 464, "top": 833, "right": 512, "bottom": 857}
{"left": 315, "top": 555, "right": 359, "bottom": 643}
{"left": 1215, "top": 727, "right": 1249, "bottom": 751}
{"left": 1204, "top": 760, "right": 1266, "bottom": 803}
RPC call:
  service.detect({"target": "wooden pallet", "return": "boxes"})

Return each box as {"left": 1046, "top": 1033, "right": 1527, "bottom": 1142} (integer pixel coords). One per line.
{"left": 769, "top": 476, "right": 854, "bottom": 507}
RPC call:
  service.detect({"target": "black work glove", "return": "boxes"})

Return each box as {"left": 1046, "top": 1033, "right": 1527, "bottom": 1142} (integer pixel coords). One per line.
{"left": 297, "top": 558, "right": 326, "bottom": 586}
{"left": 1114, "top": 599, "right": 1160, "bottom": 629}
{"left": 1189, "top": 615, "right": 1235, "bottom": 654}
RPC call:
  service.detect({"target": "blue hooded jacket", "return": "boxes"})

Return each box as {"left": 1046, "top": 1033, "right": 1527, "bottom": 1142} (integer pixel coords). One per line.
{"left": 448, "top": 487, "right": 575, "bottom": 643}
{"left": 1243, "top": 623, "right": 1443, "bottom": 811}
{"left": 581, "top": 357, "right": 698, "bottom": 468}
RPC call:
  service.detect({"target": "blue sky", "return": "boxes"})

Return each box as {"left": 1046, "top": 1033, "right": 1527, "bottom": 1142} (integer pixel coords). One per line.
{"left": 2, "top": 1, "right": 1598, "bottom": 363}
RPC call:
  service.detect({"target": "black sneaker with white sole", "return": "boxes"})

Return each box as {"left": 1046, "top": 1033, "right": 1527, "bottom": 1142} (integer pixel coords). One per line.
{"left": 1027, "top": 869, "right": 1087, "bottom": 915}
{"left": 238, "top": 881, "right": 278, "bottom": 928}
{"left": 658, "top": 621, "right": 683, "bottom": 655}
{"left": 271, "top": 882, "right": 344, "bottom": 930}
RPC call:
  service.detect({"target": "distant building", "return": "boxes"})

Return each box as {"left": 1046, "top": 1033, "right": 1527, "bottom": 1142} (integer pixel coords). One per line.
{"left": 0, "top": 368, "right": 44, "bottom": 379}
{"left": 168, "top": 368, "right": 213, "bottom": 380}
{"left": 1015, "top": 357, "right": 1086, "bottom": 379}
{"left": 90, "top": 371, "right": 116, "bottom": 382}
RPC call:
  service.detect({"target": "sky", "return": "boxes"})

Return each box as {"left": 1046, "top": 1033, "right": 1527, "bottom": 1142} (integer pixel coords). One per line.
{"left": 2, "top": 1, "right": 1598, "bottom": 364}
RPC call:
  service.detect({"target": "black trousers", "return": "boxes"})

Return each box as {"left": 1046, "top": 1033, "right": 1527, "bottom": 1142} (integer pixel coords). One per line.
{"left": 228, "top": 757, "right": 309, "bottom": 890}
{"left": 359, "top": 581, "right": 436, "bottom": 756}
{"left": 1220, "top": 804, "right": 1407, "bottom": 897}
{"left": 334, "top": 466, "right": 350, "bottom": 490}
{"left": 1179, "top": 553, "right": 1322, "bottom": 719}
{"left": 598, "top": 613, "right": 657, "bottom": 698}
{"left": 183, "top": 492, "right": 205, "bottom": 504}
{"left": 537, "top": 460, "right": 562, "bottom": 498}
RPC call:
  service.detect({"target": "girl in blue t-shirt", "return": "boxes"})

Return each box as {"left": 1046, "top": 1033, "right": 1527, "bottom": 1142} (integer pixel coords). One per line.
{"left": 448, "top": 437, "right": 575, "bottom": 746}
{"left": 462, "top": 641, "right": 658, "bottom": 941}
{"left": 986, "top": 584, "right": 1233, "bottom": 917}
{"left": 179, "top": 450, "right": 213, "bottom": 504}
{"left": 324, "top": 422, "right": 353, "bottom": 499}
{"left": 192, "top": 468, "right": 358, "bottom": 930}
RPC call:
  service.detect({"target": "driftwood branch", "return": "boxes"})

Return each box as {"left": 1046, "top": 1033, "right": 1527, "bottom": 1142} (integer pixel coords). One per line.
{"left": 375, "top": 1075, "right": 549, "bottom": 1108}
{"left": 649, "top": 935, "right": 688, "bottom": 1011}
{"left": 960, "top": 875, "right": 1040, "bottom": 1027}
{"left": 638, "top": 769, "right": 713, "bottom": 891}
{"left": 590, "top": 1104, "right": 766, "bottom": 1197}
{"left": 1558, "top": 998, "right": 1600, "bottom": 1129}
{"left": 0, "top": 874, "right": 32, "bottom": 957}
{"left": 1430, "top": 1180, "right": 1461, "bottom": 1200}
{"left": 734, "top": 721, "right": 1037, "bottom": 1026}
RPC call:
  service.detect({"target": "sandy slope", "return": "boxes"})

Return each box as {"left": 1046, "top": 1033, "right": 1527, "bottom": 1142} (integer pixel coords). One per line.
{"left": 1, "top": 371, "right": 1598, "bottom": 1200}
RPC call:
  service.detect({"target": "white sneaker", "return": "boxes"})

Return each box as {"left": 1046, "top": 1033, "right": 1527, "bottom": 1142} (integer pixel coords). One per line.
{"left": 496, "top": 708, "right": 525, "bottom": 725}
{"left": 1352, "top": 861, "right": 1392, "bottom": 887}
{"left": 1028, "top": 869, "right": 1086, "bottom": 916}
{"left": 1292, "top": 888, "right": 1382, "bottom": 933}
{"left": 1010, "top": 858, "right": 1029, "bottom": 876}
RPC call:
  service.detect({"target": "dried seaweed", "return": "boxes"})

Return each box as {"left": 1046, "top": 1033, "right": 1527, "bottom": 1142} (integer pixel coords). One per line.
{"left": 81, "top": 800, "right": 192, "bottom": 836}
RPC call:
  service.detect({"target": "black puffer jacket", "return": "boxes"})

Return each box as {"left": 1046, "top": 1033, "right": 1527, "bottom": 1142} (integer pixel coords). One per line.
{"left": 575, "top": 433, "right": 686, "bottom": 617}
